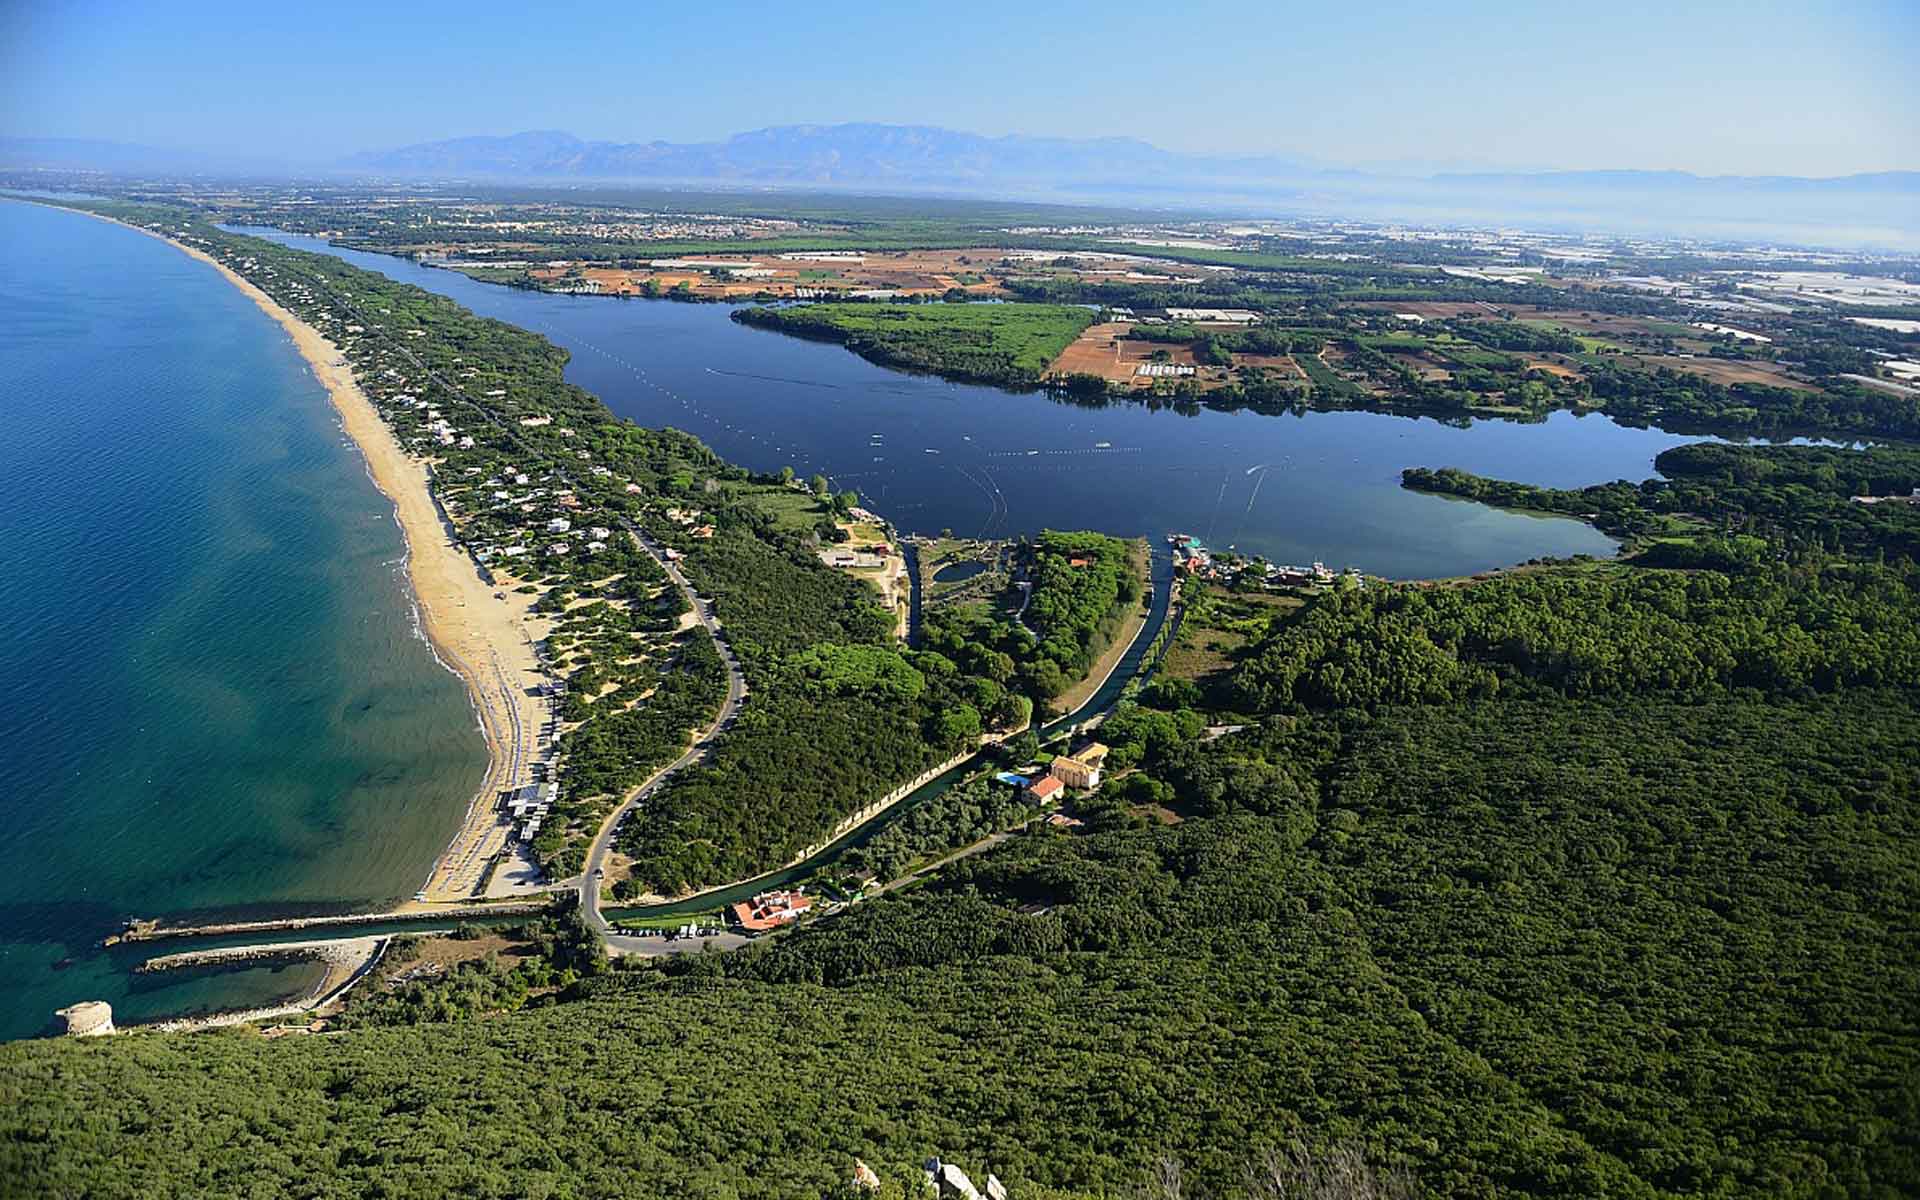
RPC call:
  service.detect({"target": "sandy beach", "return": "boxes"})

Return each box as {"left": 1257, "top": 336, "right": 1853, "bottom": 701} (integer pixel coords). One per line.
{"left": 73, "top": 208, "right": 551, "bottom": 905}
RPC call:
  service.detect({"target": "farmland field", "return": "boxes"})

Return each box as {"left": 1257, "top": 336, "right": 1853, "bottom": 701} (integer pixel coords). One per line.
{"left": 1300, "top": 353, "right": 1358, "bottom": 395}
{"left": 1049, "top": 322, "right": 1212, "bottom": 385}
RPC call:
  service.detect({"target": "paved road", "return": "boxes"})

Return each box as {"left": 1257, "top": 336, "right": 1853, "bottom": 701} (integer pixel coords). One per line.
{"left": 576, "top": 528, "right": 748, "bottom": 955}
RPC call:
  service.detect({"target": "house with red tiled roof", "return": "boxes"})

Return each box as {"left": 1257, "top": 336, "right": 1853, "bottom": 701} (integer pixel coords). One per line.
{"left": 1027, "top": 775, "right": 1065, "bottom": 804}
{"left": 729, "top": 889, "right": 814, "bottom": 933}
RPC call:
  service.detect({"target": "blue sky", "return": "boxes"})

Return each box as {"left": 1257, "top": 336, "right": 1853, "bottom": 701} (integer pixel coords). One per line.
{"left": 4, "top": 0, "right": 1914, "bottom": 176}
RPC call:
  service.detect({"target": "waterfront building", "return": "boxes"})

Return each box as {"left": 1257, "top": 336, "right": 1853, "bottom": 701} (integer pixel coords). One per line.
{"left": 730, "top": 890, "right": 813, "bottom": 932}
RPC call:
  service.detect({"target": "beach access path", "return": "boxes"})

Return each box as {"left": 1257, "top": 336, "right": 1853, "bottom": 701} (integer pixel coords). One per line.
{"left": 63, "top": 208, "right": 553, "bottom": 909}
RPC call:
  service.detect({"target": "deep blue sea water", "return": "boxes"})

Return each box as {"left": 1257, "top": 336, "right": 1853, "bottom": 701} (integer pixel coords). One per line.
{"left": 0, "top": 202, "right": 485, "bottom": 1039}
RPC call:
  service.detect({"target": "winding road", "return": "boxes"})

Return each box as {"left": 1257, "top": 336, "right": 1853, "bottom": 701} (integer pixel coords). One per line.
{"left": 575, "top": 527, "right": 749, "bottom": 956}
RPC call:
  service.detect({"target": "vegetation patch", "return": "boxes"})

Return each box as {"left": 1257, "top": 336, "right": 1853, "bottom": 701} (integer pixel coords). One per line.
{"left": 735, "top": 301, "right": 1095, "bottom": 387}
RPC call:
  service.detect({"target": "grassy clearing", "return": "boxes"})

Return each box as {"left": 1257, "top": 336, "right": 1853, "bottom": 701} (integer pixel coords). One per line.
{"left": 1162, "top": 586, "right": 1302, "bottom": 694}
{"left": 611, "top": 909, "right": 726, "bottom": 932}
{"left": 745, "top": 487, "right": 832, "bottom": 531}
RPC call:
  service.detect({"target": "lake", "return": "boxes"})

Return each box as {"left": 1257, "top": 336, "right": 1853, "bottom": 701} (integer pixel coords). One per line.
{"left": 235, "top": 228, "right": 1712, "bottom": 579}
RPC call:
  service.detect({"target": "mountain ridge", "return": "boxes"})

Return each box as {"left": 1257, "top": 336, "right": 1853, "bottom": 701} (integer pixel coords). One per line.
{"left": 343, "top": 123, "right": 1916, "bottom": 193}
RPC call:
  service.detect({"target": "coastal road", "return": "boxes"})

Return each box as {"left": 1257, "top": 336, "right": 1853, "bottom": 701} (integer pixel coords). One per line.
{"left": 575, "top": 527, "right": 747, "bottom": 955}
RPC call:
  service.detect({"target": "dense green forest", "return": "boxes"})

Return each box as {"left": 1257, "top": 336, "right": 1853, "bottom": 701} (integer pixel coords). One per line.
{"left": 1226, "top": 563, "right": 1920, "bottom": 711}
{"left": 7, "top": 688, "right": 1914, "bottom": 1198}
{"left": 1585, "top": 363, "right": 1920, "bottom": 439}
{"left": 613, "top": 508, "right": 1029, "bottom": 897}
{"left": 734, "top": 301, "right": 1095, "bottom": 387}
{"left": 835, "top": 775, "right": 1034, "bottom": 884}
{"left": 1403, "top": 442, "right": 1920, "bottom": 563}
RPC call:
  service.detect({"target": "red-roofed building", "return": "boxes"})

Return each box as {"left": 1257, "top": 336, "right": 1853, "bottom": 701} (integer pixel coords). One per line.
{"left": 730, "top": 889, "right": 814, "bottom": 933}
{"left": 1027, "top": 775, "right": 1065, "bottom": 804}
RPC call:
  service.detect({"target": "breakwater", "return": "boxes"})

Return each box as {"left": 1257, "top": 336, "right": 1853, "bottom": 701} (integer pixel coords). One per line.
{"left": 108, "top": 900, "right": 551, "bottom": 946}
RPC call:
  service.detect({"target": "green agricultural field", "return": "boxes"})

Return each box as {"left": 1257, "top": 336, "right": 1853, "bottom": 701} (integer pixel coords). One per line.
{"left": 1356, "top": 332, "right": 1432, "bottom": 352}
{"left": 1298, "top": 353, "right": 1358, "bottom": 396}
{"left": 735, "top": 301, "right": 1096, "bottom": 387}
{"left": 1430, "top": 342, "right": 1518, "bottom": 369}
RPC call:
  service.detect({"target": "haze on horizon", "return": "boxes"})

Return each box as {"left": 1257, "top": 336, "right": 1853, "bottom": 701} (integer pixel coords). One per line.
{"left": 3, "top": 0, "right": 1915, "bottom": 179}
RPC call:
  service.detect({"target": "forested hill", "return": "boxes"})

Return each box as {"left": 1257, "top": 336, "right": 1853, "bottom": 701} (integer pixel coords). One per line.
{"left": 8, "top": 697, "right": 1915, "bottom": 1195}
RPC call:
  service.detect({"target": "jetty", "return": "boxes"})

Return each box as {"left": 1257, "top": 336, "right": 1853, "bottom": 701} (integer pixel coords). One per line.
{"left": 105, "top": 899, "right": 553, "bottom": 946}
{"left": 139, "top": 935, "right": 405, "bottom": 1034}
{"left": 133, "top": 934, "right": 415, "bottom": 976}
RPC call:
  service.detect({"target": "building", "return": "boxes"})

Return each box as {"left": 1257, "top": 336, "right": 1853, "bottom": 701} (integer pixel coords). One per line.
{"left": 822, "top": 549, "right": 884, "bottom": 569}
{"left": 55, "top": 1001, "right": 115, "bottom": 1037}
{"left": 1050, "top": 744, "right": 1108, "bottom": 790}
{"left": 730, "top": 889, "right": 814, "bottom": 933}
{"left": 1027, "top": 775, "right": 1065, "bottom": 804}
{"left": 1164, "top": 306, "right": 1261, "bottom": 324}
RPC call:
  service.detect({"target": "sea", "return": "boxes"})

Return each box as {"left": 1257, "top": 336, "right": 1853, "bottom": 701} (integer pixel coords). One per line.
{"left": 0, "top": 201, "right": 486, "bottom": 1040}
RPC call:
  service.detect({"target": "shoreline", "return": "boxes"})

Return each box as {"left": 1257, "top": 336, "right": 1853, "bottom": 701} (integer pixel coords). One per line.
{"left": 60, "top": 205, "right": 549, "bottom": 906}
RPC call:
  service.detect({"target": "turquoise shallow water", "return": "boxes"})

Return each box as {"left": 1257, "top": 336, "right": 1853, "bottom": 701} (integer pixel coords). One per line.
{"left": 0, "top": 202, "right": 486, "bottom": 1039}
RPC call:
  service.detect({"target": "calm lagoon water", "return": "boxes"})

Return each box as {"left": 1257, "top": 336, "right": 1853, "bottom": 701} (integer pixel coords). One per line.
{"left": 240, "top": 228, "right": 1708, "bottom": 578}
{"left": 0, "top": 203, "right": 485, "bottom": 1039}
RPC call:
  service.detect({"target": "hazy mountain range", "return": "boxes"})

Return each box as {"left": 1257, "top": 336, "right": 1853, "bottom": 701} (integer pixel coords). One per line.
{"left": 340, "top": 125, "right": 1325, "bottom": 189}
{"left": 342, "top": 125, "right": 1917, "bottom": 196}
{"left": 6, "top": 124, "right": 1916, "bottom": 248}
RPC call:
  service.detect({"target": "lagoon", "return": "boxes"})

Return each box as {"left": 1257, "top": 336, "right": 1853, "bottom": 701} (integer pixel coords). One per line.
{"left": 239, "top": 228, "right": 1707, "bottom": 579}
